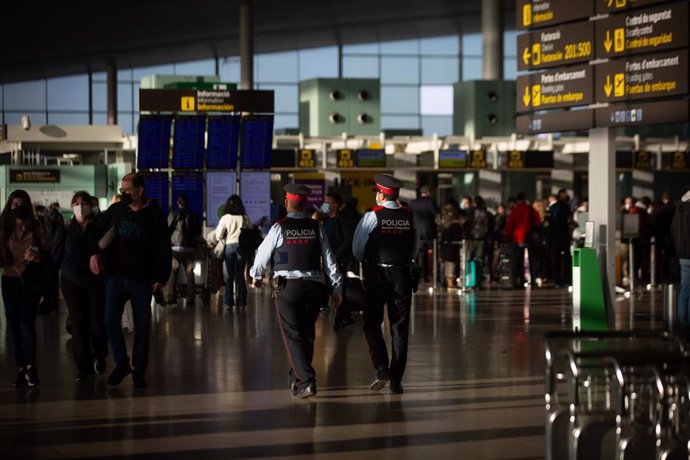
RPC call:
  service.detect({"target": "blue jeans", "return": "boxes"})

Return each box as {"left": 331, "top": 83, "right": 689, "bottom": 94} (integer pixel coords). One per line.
{"left": 104, "top": 278, "right": 153, "bottom": 375}
{"left": 678, "top": 259, "right": 690, "bottom": 333}
{"left": 224, "top": 243, "right": 247, "bottom": 307}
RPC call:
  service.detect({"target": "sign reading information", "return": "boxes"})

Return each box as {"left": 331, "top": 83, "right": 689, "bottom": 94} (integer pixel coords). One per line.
{"left": 517, "top": 0, "right": 594, "bottom": 30}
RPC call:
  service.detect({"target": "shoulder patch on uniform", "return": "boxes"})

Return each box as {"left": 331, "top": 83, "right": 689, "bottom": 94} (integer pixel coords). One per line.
{"left": 372, "top": 206, "right": 385, "bottom": 212}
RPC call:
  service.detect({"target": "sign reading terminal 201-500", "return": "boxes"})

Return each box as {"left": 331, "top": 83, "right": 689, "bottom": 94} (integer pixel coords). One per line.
{"left": 518, "top": 21, "right": 594, "bottom": 71}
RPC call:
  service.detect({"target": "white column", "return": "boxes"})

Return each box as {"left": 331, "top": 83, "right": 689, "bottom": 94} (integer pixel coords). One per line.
{"left": 588, "top": 127, "right": 616, "bottom": 308}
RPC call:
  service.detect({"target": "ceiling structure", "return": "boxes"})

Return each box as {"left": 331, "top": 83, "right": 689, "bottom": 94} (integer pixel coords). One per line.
{"left": 0, "top": 0, "right": 516, "bottom": 84}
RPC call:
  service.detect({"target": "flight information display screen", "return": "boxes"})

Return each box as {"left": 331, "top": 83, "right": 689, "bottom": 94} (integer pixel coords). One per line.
{"left": 172, "top": 172, "right": 204, "bottom": 218}
{"left": 172, "top": 116, "right": 205, "bottom": 169}
{"left": 137, "top": 115, "right": 172, "bottom": 169}
{"left": 141, "top": 172, "right": 169, "bottom": 216}
{"left": 206, "top": 115, "right": 240, "bottom": 169}
{"left": 240, "top": 115, "right": 273, "bottom": 168}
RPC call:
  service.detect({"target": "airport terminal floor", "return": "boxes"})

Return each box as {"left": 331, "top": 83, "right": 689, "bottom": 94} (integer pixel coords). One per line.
{"left": 0, "top": 283, "right": 664, "bottom": 460}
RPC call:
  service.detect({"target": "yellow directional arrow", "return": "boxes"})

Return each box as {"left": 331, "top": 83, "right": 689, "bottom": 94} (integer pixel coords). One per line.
{"left": 608, "top": 0, "right": 613, "bottom": 6}
{"left": 523, "top": 47, "right": 531, "bottom": 65}
{"left": 604, "top": 75, "right": 612, "bottom": 97}
{"left": 523, "top": 86, "right": 531, "bottom": 107}
{"left": 604, "top": 31, "right": 612, "bottom": 53}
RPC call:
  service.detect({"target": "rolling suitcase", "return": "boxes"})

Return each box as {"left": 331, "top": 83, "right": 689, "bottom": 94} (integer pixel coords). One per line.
{"left": 497, "top": 243, "right": 515, "bottom": 289}
{"left": 465, "top": 259, "right": 478, "bottom": 289}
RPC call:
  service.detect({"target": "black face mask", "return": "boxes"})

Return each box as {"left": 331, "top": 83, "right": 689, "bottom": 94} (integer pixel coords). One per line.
{"left": 121, "top": 192, "right": 134, "bottom": 205}
{"left": 10, "top": 206, "right": 31, "bottom": 220}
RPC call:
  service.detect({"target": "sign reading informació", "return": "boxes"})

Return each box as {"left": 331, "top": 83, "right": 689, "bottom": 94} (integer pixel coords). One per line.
{"left": 139, "top": 89, "right": 274, "bottom": 113}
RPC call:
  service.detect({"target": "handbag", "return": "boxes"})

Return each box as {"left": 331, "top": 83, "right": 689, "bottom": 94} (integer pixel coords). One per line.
{"left": 238, "top": 216, "right": 262, "bottom": 254}
{"left": 212, "top": 229, "right": 227, "bottom": 259}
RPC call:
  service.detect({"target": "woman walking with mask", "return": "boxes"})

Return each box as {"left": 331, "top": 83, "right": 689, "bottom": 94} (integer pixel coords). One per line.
{"left": 0, "top": 190, "right": 50, "bottom": 386}
{"left": 52, "top": 191, "right": 108, "bottom": 382}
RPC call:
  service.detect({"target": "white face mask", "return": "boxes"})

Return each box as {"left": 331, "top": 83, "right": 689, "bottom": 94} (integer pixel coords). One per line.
{"left": 73, "top": 204, "right": 91, "bottom": 222}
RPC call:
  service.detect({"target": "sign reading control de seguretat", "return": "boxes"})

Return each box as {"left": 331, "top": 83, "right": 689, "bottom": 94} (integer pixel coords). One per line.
{"left": 516, "top": 0, "right": 690, "bottom": 135}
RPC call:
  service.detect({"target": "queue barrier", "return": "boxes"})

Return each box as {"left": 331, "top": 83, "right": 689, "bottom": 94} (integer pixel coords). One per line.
{"left": 544, "top": 330, "right": 690, "bottom": 460}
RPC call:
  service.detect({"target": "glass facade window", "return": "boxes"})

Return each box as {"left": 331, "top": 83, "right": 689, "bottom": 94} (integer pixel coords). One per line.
{"left": 219, "top": 57, "right": 241, "bottom": 83}
{"left": 381, "top": 57, "right": 419, "bottom": 84}
{"left": 380, "top": 39, "right": 419, "bottom": 55}
{"left": 48, "top": 75, "right": 88, "bottom": 111}
{"left": 381, "top": 86, "right": 419, "bottom": 114}
{"left": 257, "top": 51, "right": 298, "bottom": 83}
{"left": 1, "top": 29, "right": 522, "bottom": 134}
{"left": 420, "top": 86, "right": 453, "bottom": 115}
{"left": 49, "top": 112, "right": 89, "bottom": 125}
{"left": 421, "top": 57, "right": 458, "bottom": 85}
{"left": 421, "top": 116, "right": 453, "bottom": 136}
{"left": 4, "top": 80, "right": 46, "bottom": 111}
{"left": 299, "top": 47, "right": 338, "bottom": 80}
{"left": 174, "top": 59, "right": 215, "bottom": 76}
{"left": 342, "top": 56, "right": 379, "bottom": 78}
{"left": 420, "top": 36, "right": 459, "bottom": 55}
{"left": 381, "top": 115, "right": 419, "bottom": 130}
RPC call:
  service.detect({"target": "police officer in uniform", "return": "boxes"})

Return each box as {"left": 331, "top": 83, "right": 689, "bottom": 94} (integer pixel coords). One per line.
{"left": 250, "top": 183, "right": 342, "bottom": 398}
{"left": 353, "top": 174, "right": 416, "bottom": 394}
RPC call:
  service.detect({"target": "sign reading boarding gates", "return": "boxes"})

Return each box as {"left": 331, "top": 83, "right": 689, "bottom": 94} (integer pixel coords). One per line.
{"left": 517, "top": 64, "right": 593, "bottom": 112}
{"left": 139, "top": 89, "right": 274, "bottom": 113}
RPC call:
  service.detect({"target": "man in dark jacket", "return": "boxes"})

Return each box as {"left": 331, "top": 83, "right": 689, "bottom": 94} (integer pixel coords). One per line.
{"left": 89, "top": 172, "right": 172, "bottom": 388}
{"left": 672, "top": 188, "right": 690, "bottom": 337}
{"left": 410, "top": 185, "right": 439, "bottom": 282}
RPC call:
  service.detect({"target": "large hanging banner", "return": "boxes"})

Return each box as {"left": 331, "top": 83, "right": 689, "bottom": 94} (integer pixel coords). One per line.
{"left": 205, "top": 171, "right": 237, "bottom": 228}
{"left": 240, "top": 171, "right": 271, "bottom": 227}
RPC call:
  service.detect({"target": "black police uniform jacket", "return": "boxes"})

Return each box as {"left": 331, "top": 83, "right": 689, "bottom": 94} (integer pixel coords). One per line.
{"left": 273, "top": 217, "right": 322, "bottom": 271}
{"left": 365, "top": 206, "right": 416, "bottom": 266}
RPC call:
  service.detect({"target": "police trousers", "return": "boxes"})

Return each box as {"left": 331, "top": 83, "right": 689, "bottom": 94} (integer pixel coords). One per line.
{"left": 274, "top": 279, "right": 327, "bottom": 390}
{"left": 363, "top": 266, "right": 413, "bottom": 383}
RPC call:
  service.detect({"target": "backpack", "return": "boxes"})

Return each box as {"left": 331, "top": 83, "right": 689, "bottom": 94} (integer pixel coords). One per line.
{"left": 470, "top": 208, "right": 489, "bottom": 240}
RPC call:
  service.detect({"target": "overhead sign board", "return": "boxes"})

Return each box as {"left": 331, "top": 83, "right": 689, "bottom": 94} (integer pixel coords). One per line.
{"left": 10, "top": 169, "right": 60, "bottom": 183}
{"left": 594, "top": 2, "right": 689, "bottom": 59}
{"left": 594, "top": 49, "right": 688, "bottom": 103}
{"left": 516, "top": 109, "right": 594, "bottom": 134}
{"left": 517, "top": 21, "right": 594, "bottom": 71}
{"left": 634, "top": 150, "right": 654, "bottom": 169}
{"left": 336, "top": 149, "right": 355, "bottom": 168}
{"left": 595, "top": 98, "right": 689, "bottom": 127}
{"left": 671, "top": 150, "right": 690, "bottom": 169}
{"left": 596, "top": 0, "right": 669, "bottom": 15}
{"left": 356, "top": 149, "right": 386, "bottom": 167}
{"left": 517, "top": 0, "right": 594, "bottom": 30}
{"left": 297, "top": 149, "right": 316, "bottom": 168}
{"left": 439, "top": 150, "right": 469, "bottom": 168}
{"left": 139, "top": 89, "right": 275, "bottom": 113}
{"left": 469, "top": 150, "right": 488, "bottom": 168}
{"left": 517, "top": 64, "right": 593, "bottom": 112}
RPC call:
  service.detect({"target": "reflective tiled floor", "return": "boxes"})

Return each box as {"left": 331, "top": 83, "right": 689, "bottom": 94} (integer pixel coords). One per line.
{"left": 0, "top": 284, "right": 664, "bottom": 459}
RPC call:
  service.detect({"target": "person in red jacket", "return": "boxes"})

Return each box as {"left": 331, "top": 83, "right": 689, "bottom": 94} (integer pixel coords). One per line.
{"left": 505, "top": 192, "right": 541, "bottom": 287}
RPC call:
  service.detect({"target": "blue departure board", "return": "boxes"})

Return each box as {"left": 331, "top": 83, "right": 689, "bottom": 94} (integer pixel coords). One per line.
{"left": 172, "top": 116, "right": 205, "bottom": 169}
{"left": 137, "top": 115, "right": 172, "bottom": 169}
{"left": 172, "top": 173, "right": 204, "bottom": 218}
{"left": 240, "top": 115, "right": 273, "bottom": 168}
{"left": 207, "top": 115, "right": 240, "bottom": 169}
{"left": 141, "top": 172, "right": 169, "bottom": 216}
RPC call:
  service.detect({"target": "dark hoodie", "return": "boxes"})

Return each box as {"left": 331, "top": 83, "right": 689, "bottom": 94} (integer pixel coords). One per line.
{"left": 671, "top": 191, "right": 690, "bottom": 259}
